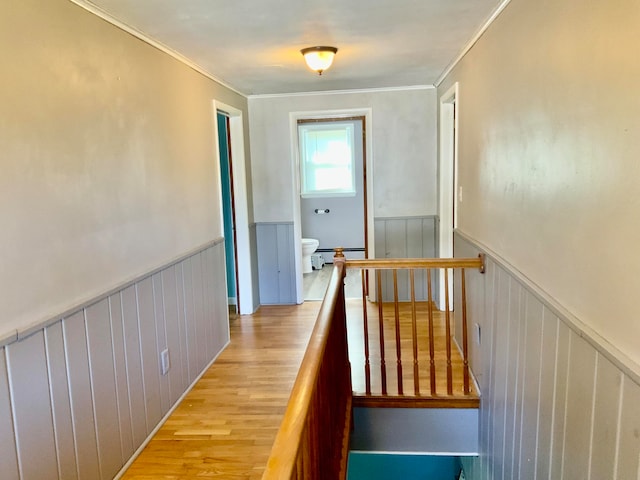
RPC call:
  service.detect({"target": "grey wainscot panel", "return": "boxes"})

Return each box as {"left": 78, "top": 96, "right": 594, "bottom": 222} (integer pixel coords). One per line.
{"left": 0, "top": 348, "right": 19, "bottom": 479}
{"left": 374, "top": 216, "right": 438, "bottom": 302}
{"left": 256, "top": 222, "right": 296, "bottom": 304}
{"left": 6, "top": 331, "right": 58, "bottom": 479}
{"left": 85, "top": 299, "right": 123, "bottom": 478}
{"left": 0, "top": 241, "right": 230, "bottom": 479}
{"left": 454, "top": 232, "right": 640, "bottom": 479}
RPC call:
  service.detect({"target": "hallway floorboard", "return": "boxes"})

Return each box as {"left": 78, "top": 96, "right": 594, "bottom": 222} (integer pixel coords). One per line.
{"left": 122, "top": 296, "right": 477, "bottom": 478}
{"left": 121, "top": 303, "right": 319, "bottom": 479}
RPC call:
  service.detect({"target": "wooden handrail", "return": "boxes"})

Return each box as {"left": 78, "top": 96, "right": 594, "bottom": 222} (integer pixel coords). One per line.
{"left": 340, "top": 255, "right": 484, "bottom": 271}
{"left": 262, "top": 261, "right": 352, "bottom": 480}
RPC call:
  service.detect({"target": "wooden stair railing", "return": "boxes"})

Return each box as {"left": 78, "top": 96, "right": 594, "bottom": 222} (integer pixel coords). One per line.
{"left": 263, "top": 253, "right": 484, "bottom": 479}
{"left": 262, "top": 258, "right": 352, "bottom": 480}
{"left": 340, "top": 250, "right": 484, "bottom": 408}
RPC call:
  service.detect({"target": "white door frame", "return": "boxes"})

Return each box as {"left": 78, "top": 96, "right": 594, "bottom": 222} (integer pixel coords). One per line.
{"left": 213, "top": 100, "right": 254, "bottom": 314}
{"left": 438, "top": 83, "right": 459, "bottom": 310}
{"left": 289, "top": 108, "right": 374, "bottom": 304}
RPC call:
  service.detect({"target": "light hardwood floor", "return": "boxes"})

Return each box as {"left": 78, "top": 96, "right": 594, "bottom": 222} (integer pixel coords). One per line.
{"left": 121, "top": 303, "right": 320, "bottom": 480}
{"left": 121, "top": 298, "right": 477, "bottom": 478}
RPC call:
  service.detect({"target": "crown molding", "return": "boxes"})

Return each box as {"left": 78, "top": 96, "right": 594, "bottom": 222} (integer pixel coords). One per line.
{"left": 68, "top": 0, "right": 247, "bottom": 97}
{"left": 69, "top": 0, "right": 511, "bottom": 100}
{"left": 249, "top": 84, "right": 434, "bottom": 100}
{"left": 435, "top": 0, "right": 513, "bottom": 87}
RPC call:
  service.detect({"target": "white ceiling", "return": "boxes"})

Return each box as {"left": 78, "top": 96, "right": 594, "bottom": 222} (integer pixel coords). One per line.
{"left": 78, "top": 0, "right": 505, "bottom": 96}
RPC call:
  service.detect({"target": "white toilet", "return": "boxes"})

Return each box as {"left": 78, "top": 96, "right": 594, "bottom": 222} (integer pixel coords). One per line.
{"left": 301, "top": 238, "right": 320, "bottom": 273}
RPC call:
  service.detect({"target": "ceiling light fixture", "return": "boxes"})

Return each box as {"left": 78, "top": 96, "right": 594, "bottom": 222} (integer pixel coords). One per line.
{"left": 300, "top": 46, "right": 338, "bottom": 75}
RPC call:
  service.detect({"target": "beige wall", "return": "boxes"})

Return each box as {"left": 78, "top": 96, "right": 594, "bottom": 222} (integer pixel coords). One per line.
{"left": 0, "top": 0, "right": 249, "bottom": 338}
{"left": 439, "top": 0, "right": 640, "bottom": 366}
{"left": 248, "top": 88, "right": 437, "bottom": 222}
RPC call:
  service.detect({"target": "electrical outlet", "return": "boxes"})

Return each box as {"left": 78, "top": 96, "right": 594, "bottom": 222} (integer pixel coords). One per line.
{"left": 160, "top": 349, "right": 170, "bottom": 375}
{"left": 474, "top": 323, "right": 481, "bottom": 345}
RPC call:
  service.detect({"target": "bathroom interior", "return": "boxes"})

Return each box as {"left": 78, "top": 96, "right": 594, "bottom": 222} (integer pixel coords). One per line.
{"left": 298, "top": 118, "right": 366, "bottom": 301}
{"left": 301, "top": 238, "right": 363, "bottom": 300}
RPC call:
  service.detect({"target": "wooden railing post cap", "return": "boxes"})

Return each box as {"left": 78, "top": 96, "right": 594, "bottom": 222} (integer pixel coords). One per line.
{"left": 333, "top": 247, "right": 345, "bottom": 261}
{"left": 478, "top": 253, "right": 486, "bottom": 274}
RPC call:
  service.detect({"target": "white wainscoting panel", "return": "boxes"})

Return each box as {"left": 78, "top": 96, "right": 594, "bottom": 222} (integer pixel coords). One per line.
{"left": 454, "top": 233, "right": 640, "bottom": 480}
{"left": 0, "top": 240, "right": 229, "bottom": 479}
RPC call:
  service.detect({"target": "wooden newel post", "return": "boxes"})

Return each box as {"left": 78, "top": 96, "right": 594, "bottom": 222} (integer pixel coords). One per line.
{"left": 333, "top": 248, "right": 347, "bottom": 284}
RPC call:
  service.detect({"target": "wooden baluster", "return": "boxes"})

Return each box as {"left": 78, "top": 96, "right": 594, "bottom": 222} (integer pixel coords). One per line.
{"left": 393, "top": 269, "right": 403, "bottom": 395}
{"left": 361, "top": 269, "right": 371, "bottom": 395}
{"left": 410, "top": 269, "right": 419, "bottom": 395}
{"left": 445, "top": 268, "right": 453, "bottom": 395}
{"left": 461, "top": 268, "right": 471, "bottom": 395}
{"left": 376, "top": 269, "right": 387, "bottom": 395}
{"left": 427, "top": 268, "right": 436, "bottom": 395}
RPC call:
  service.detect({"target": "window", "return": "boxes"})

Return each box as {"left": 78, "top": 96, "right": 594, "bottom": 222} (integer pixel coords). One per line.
{"left": 299, "top": 122, "right": 356, "bottom": 197}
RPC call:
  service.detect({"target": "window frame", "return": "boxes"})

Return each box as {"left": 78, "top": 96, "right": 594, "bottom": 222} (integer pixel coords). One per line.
{"left": 298, "top": 122, "right": 357, "bottom": 198}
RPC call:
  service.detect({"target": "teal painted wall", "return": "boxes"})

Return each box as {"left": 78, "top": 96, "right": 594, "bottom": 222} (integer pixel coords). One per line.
{"left": 348, "top": 453, "right": 461, "bottom": 480}
{"left": 217, "top": 112, "right": 236, "bottom": 300}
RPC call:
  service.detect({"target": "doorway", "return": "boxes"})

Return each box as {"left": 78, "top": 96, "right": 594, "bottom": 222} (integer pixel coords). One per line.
{"left": 438, "top": 83, "right": 459, "bottom": 310}
{"left": 217, "top": 111, "right": 239, "bottom": 313}
{"left": 298, "top": 117, "right": 366, "bottom": 300}
{"left": 213, "top": 100, "right": 254, "bottom": 315}
{"left": 291, "top": 109, "right": 374, "bottom": 304}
